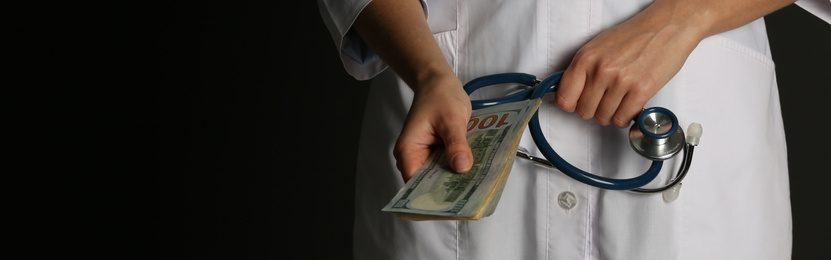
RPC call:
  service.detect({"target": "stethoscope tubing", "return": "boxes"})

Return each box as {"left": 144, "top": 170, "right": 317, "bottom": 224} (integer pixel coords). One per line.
{"left": 464, "top": 71, "right": 680, "bottom": 191}
{"left": 630, "top": 144, "right": 694, "bottom": 193}
{"left": 527, "top": 72, "right": 664, "bottom": 190}
{"left": 465, "top": 72, "right": 539, "bottom": 110}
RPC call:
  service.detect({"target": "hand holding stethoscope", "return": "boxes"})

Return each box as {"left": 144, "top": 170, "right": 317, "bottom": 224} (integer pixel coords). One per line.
{"left": 464, "top": 71, "right": 703, "bottom": 201}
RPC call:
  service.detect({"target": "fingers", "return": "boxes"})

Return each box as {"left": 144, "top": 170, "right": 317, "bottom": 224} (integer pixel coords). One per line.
{"left": 394, "top": 125, "right": 434, "bottom": 181}
{"left": 592, "top": 72, "right": 639, "bottom": 127}
{"left": 563, "top": 72, "right": 651, "bottom": 128}
{"left": 394, "top": 114, "right": 472, "bottom": 181}
{"left": 557, "top": 46, "right": 657, "bottom": 128}
{"left": 556, "top": 66, "right": 585, "bottom": 113}
{"left": 559, "top": 54, "right": 636, "bottom": 127}
{"left": 558, "top": 50, "right": 627, "bottom": 125}
{"left": 612, "top": 90, "right": 650, "bottom": 128}
{"left": 574, "top": 70, "right": 609, "bottom": 122}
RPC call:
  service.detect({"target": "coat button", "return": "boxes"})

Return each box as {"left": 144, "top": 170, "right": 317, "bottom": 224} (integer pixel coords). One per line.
{"left": 558, "top": 191, "right": 576, "bottom": 210}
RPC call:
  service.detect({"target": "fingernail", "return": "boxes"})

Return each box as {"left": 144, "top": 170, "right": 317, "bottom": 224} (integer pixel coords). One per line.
{"left": 452, "top": 153, "right": 471, "bottom": 173}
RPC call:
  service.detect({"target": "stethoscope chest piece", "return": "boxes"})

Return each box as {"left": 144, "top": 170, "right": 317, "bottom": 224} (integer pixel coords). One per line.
{"left": 629, "top": 107, "right": 686, "bottom": 160}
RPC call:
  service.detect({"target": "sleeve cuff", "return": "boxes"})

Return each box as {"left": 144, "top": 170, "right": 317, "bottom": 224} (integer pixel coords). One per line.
{"left": 318, "top": 0, "right": 429, "bottom": 80}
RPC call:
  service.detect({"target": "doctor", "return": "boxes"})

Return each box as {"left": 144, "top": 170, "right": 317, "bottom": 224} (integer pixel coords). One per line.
{"left": 318, "top": 0, "right": 829, "bottom": 259}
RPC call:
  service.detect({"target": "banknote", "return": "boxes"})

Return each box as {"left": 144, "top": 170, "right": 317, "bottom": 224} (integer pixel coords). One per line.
{"left": 382, "top": 99, "right": 541, "bottom": 220}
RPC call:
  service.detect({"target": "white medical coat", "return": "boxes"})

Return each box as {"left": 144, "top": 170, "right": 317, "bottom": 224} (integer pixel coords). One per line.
{"left": 318, "top": 0, "right": 831, "bottom": 259}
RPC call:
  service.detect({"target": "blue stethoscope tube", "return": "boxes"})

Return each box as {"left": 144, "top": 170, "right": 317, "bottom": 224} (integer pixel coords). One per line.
{"left": 465, "top": 72, "right": 540, "bottom": 110}
{"left": 464, "top": 71, "right": 673, "bottom": 190}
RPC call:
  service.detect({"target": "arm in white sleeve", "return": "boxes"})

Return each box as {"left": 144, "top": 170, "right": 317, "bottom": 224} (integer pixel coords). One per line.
{"left": 795, "top": 0, "right": 831, "bottom": 24}
{"left": 317, "top": 0, "right": 429, "bottom": 80}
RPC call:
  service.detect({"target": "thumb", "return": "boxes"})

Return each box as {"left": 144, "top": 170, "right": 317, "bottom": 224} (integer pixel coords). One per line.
{"left": 440, "top": 123, "right": 473, "bottom": 173}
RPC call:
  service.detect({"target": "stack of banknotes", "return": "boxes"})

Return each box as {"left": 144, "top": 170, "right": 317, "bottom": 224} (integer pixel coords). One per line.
{"left": 382, "top": 99, "right": 542, "bottom": 220}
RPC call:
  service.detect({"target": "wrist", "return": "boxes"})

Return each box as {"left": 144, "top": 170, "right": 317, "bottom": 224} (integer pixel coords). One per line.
{"left": 411, "top": 69, "right": 463, "bottom": 96}
{"left": 636, "top": 0, "right": 711, "bottom": 43}
{"left": 396, "top": 52, "right": 460, "bottom": 94}
{"left": 644, "top": 0, "right": 797, "bottom": 39}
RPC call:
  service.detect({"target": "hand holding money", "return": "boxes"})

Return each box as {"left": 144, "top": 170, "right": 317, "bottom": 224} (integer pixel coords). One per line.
{"left": 383, "top": 99, "right": 541, "bottom": 220}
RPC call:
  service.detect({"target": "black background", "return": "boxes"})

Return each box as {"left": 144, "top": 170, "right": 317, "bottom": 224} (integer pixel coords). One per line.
{"left": 11, "top": 2, "right": 830, "bottom": 259}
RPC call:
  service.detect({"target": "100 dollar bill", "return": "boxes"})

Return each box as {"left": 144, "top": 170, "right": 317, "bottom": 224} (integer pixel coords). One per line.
{"left": 382, "top": 99, "right": 541, "bottom": 220}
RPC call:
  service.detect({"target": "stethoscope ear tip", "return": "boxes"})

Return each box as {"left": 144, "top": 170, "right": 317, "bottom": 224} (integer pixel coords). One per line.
{"left": 686, "top": 122, "right": 703, "bottom": 146}
{"left": 662, "top": 183, "right": 682, "bottom": 202}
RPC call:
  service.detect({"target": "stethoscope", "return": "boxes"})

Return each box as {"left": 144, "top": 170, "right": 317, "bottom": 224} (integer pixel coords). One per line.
{"left": 463, "top": 71, "right": 703, "bottom": 197}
